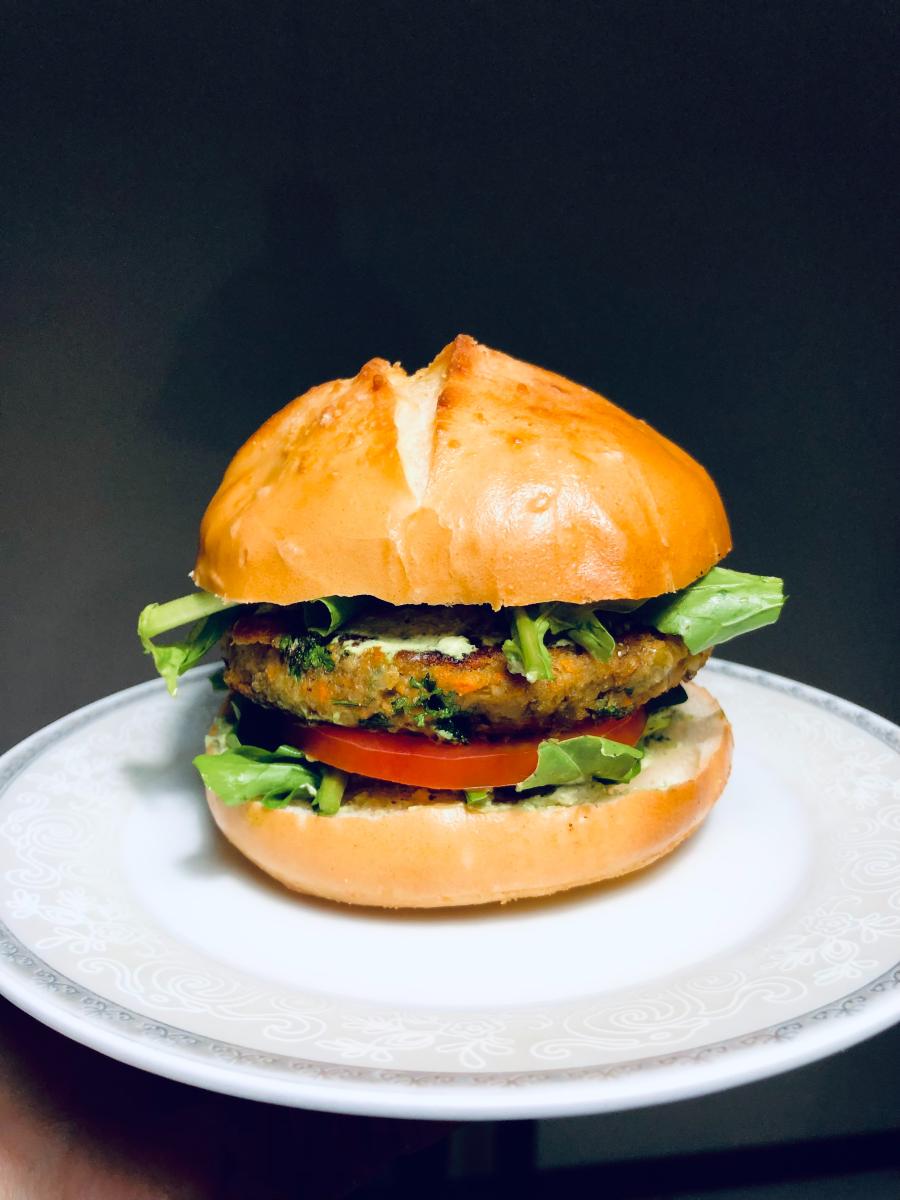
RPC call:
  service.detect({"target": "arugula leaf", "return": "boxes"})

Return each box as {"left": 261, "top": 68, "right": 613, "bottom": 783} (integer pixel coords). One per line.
{"left": 643, "top": 567, "right": 786, "bottom": 654}
{"left": 302, "top": 596, "right": 365, "bottom": 636}
{"left": 138, "top": 591, "right": 363, "bottom": 694}
{"left": 503, "top": 603, "right": 614, "bottom": 682}
{"left": 138, "top": 592, "right": 240, "bottom": 695}
{"left": 464, "top": 787, "right": 493, "bottom": 808}
{"left": 138, "top": 590, "right": 239, "bottom": 641}
{"left": 501, "top": 566, "right": 784, "bottom": 682}
{"left": 315, "top": 766, "right": 348, "bottom": 815}
{"left": 194, "top": 714, "right": 348, "bottom": 815}
{"left": 515, "top": 735, "right": 643, "bottom": 791}
{"left": 503, "top": 607, "right": 554, "bottom": 682}
{"left": 641, "top": 708, "right": 678, "bottom": 742}
{"left": 193, "top": 743, "right": 320, "bottom": 809}
{"left": 545, "top": 604, "right": 615, "bottom": 660}
{"left": 638, "top": 685, "right": 690, "bottom": 742}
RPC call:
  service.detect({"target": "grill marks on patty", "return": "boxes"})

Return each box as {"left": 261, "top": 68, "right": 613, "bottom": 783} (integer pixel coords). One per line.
{"left": 223, "top": 607, "right": 710, "bottom": 740}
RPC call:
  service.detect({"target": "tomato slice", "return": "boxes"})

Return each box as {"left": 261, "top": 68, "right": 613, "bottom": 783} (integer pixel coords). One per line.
{"left": 282, "top": 709, "right": 646, "bottom": 791}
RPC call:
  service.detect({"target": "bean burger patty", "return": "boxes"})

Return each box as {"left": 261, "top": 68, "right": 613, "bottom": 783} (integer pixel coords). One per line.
{"left": 223, "top": 605, "right": 710, "bottom": 740}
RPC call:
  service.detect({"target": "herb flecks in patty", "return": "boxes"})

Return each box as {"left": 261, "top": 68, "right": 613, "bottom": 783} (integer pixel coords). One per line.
{"left": 278, "top": 633, "right": 335, "bottom": 676}
{"left": 408, "top": 674, "right": 470, "bottom": 743}
{"left": 588, "top": 700, "right": 631, "bottom": 720}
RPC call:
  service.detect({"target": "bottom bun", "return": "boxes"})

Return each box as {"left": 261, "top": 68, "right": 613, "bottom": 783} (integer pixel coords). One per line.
{"left": 205, "top": 682, "right": 733, "bottom": 908}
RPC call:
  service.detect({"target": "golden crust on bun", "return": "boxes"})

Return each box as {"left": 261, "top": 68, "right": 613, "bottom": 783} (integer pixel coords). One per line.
{"left": 193, "top": 335, "right": 731, "bottom": 608}
{"left": 205, "top": 683, "right": 732, "bottom": 908}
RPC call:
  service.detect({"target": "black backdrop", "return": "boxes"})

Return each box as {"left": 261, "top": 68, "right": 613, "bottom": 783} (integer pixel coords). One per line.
{"left": 2, "top": 3, "right": 897, "bottom": 735}
{"left": 2, "top": 2, "right": 900, "bottom": 1190}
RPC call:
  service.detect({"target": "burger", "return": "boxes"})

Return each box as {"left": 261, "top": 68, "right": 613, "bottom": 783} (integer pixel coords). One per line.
{"left": 138, "top": 335, "right": 784, "bottom": 907}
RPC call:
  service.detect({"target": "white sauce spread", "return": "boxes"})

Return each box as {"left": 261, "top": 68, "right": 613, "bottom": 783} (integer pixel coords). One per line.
{"left": 341, "top": 634, "right": 477, "bottom": 661}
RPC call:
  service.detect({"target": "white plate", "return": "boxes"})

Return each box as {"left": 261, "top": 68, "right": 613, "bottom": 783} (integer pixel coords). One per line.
{"left": 1, "top": 661, "right": 898, "bottom": 1120}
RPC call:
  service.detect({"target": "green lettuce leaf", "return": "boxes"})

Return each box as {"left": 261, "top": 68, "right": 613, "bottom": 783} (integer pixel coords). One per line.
{"left": 515, "top": 735, "right": 643, "bottom": 791}
{"left": 643, "top": 567, "right": 786, "bottom": 654}
{"left": 138, "top": 591, "right": 241, "bottom": 695}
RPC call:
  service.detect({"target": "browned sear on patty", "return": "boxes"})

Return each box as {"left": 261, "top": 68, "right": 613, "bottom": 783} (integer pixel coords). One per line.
{"left": 223, "top": 605, "right": 709, "bottom": 741}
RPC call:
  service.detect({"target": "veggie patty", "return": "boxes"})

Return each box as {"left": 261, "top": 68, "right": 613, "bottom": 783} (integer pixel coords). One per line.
{"left": 223, "top": 605, "right": 709, "bottom": 740}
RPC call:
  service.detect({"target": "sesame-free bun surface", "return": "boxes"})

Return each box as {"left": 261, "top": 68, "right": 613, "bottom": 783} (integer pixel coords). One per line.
{"left": 205, "top": 683, "right": 732, "bottom": 909}
{"left": 194, "top": 336, "right": 731, "bottom": 607}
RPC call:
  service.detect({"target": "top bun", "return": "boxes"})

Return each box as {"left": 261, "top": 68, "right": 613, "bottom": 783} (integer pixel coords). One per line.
{"left": 193, "top": 336, "right": 731, "bottom": 608}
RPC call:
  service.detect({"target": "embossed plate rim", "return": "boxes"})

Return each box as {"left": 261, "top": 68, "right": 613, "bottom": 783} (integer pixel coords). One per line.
{"left": 0, "top": 662, "right": 898, "bottom": 1119}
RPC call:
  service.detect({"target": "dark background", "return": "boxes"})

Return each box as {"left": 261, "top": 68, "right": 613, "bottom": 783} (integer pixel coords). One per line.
{"left": 1, "top": 1, "right": 898, "bottom": 1193}
{"left": 2, "top": 1, "right": 898, "bottom": 744}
